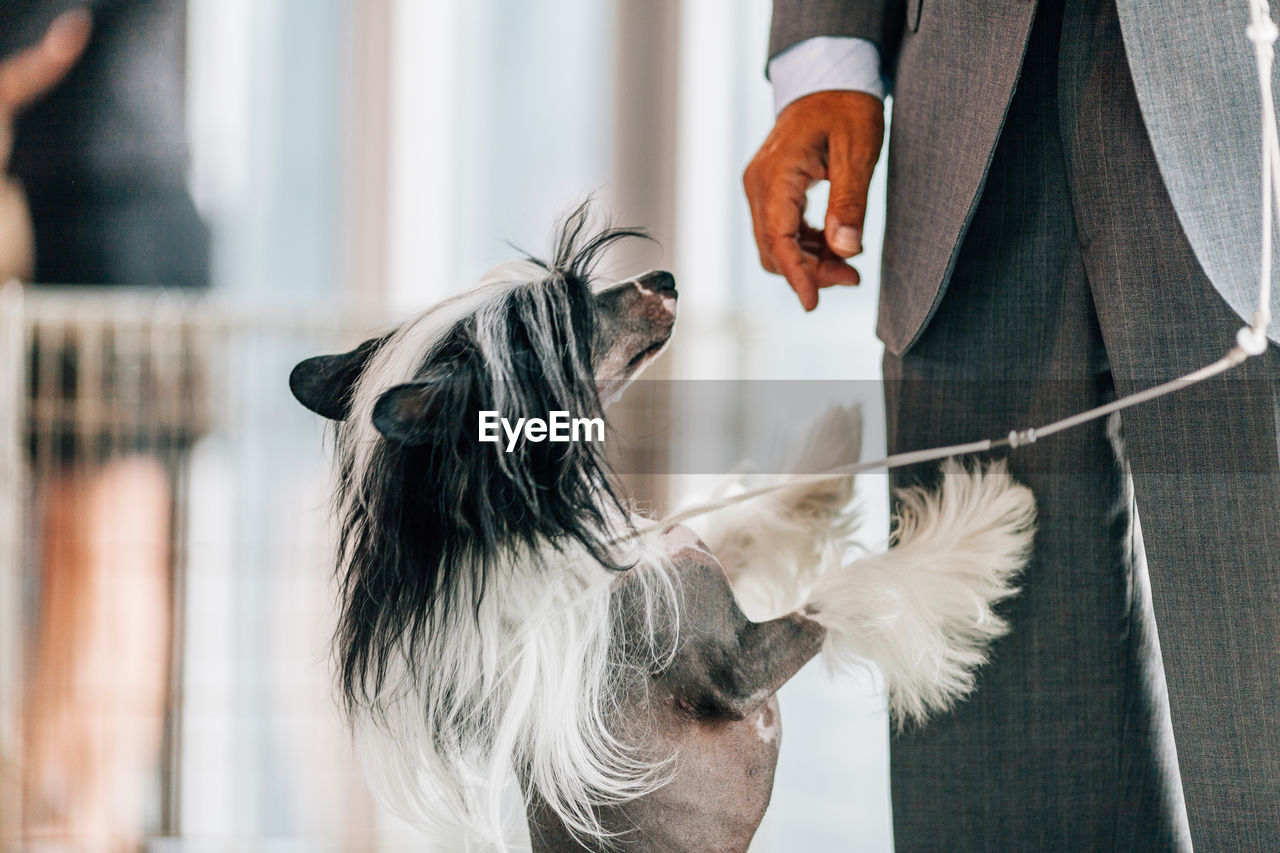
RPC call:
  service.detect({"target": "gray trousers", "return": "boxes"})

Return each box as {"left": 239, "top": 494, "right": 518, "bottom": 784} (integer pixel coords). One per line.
{"left": 884, "top": 0, "right": 1280, "bottom": 849}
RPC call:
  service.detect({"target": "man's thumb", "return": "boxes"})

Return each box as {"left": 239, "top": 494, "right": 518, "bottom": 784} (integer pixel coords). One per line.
{"left": 824, "top": 132, "right": 873, "bottom": 258}
{"left": 825, "top": 184, "right": 867, "bottom": 258}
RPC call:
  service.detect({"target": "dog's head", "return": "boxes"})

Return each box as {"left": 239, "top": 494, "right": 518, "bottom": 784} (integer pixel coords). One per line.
{"left": 289, "top": 204, "right": 675, "bottom": 712}
{"left": 289, "top": 247, "right": 676, "bottom": 436}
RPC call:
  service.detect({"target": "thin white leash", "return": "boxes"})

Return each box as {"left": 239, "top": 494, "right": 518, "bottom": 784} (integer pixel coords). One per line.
{"left": 632, "top": 0, "right": 1278, "bottom": 539}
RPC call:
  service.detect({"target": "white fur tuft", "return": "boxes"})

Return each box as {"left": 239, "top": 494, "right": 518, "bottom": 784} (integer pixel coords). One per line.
{"left": 806, "top": 458, "right": 1036, "bottom": 727}
{"left": 353, "top": 537, "right": 679, "bottom": 850}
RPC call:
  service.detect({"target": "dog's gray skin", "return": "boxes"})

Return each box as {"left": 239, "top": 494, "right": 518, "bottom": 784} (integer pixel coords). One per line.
{"left": 527, "top": 526, "right": 825, "bottom": 853}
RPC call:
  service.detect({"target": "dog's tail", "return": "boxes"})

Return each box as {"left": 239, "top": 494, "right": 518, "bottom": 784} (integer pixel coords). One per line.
{"left": 805, "top": 459, "right": 1036, "bottom": 728}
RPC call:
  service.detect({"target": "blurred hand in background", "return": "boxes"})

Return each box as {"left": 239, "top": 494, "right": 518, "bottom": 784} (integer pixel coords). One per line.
{"left": 0, "top": 8, "right": 91, "bottom": 281}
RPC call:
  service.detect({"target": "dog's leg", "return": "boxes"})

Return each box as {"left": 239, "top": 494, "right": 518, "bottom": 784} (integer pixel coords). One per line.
{"left": 688, "top": 405, "right": 863, "bottom": 621}
{"left": 691, "top": 611, "right": 827, "bottom": 721}
{"left": 804, "top": 459, "right": 1036, "bottom": 727}
{"left": 645, "top": 538, "right": 827, "bottom": 721}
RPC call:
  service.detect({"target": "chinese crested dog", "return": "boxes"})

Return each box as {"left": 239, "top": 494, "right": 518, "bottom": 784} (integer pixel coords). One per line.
{"left": 289, "top": 206, "right": 1036, "bottom": 851}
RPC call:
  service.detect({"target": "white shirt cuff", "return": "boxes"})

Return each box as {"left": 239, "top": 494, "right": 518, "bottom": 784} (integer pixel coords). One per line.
{"left": 768, "top": 36, "right": 887, "bottom": 116}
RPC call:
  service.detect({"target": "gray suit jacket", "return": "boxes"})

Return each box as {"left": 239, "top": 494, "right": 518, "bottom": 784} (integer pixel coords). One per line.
{"left": 771, "top": 0, "right": 1280, "bottom": 353}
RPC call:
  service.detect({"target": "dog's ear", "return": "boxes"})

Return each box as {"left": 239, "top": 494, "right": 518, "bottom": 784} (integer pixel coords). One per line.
{"left": 289, "top": 334, "right": 389, "bottom": 420}
{"left": 371, "top": 378, "right": 448, "bottom": 446}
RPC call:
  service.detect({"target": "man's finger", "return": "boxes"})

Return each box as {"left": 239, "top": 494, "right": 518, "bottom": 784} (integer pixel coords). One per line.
{"left": 0, "top": 9, "right": 92, "bottom": 111}
{"left": 818, "top": 258, "right": 860, "bottom": 287}
{"left": 745, "top": 173, "right": 781, "bottom": 274}
{"left": 800, "top": 225, "right": 860, "bottom": 287}
{"left": 772, "top": 238, "right": 821, "bottom": 311}
{"left": 763, "top": 197, "right": 818, "bottom": 308}
{"left": 752, "top": 158, "right": 822, "bottom": 306}
{"left": 744, "top": 165, "right": 780, "bottom": 274}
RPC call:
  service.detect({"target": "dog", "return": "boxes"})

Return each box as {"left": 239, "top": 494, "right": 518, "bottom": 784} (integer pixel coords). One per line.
{"left": 289, "top": 205, "right": 1036, "bottom": 851}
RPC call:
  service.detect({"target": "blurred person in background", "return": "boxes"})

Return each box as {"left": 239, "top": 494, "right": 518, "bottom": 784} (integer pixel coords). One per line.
{"left": 746, "top": 0, "right": 1280, "bottom": 850}
{"left": 1, "top": 0, "right": 208, "bottom": 847}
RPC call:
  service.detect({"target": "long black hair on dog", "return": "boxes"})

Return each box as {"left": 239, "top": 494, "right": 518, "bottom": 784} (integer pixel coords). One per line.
{"left": 337, "top": 207, "right": 647, "bottom": 711}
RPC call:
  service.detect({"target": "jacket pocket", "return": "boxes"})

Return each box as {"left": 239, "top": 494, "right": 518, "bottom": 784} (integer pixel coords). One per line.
{"left": 908, "top": 0, "right": 923, "bottom": 32}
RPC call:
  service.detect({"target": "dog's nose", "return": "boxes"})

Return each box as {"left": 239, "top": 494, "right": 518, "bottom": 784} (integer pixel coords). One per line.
{"left": 637, "top": 270, "right": 677, "bottom": 297}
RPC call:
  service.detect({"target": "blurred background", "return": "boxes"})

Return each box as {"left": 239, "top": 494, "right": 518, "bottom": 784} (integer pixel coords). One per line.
{"left": 0, "top": 0, "right": 895, "bottom": 849}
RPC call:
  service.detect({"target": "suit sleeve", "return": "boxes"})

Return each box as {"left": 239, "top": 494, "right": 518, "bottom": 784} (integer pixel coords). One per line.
{"left": 769, "top": 0, "right": 907, "bottom": 71}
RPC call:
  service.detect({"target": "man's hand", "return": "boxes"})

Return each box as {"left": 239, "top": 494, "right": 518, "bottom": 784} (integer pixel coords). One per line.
{"left": 743, "top": 90, "right": 884, "bottom": 311}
